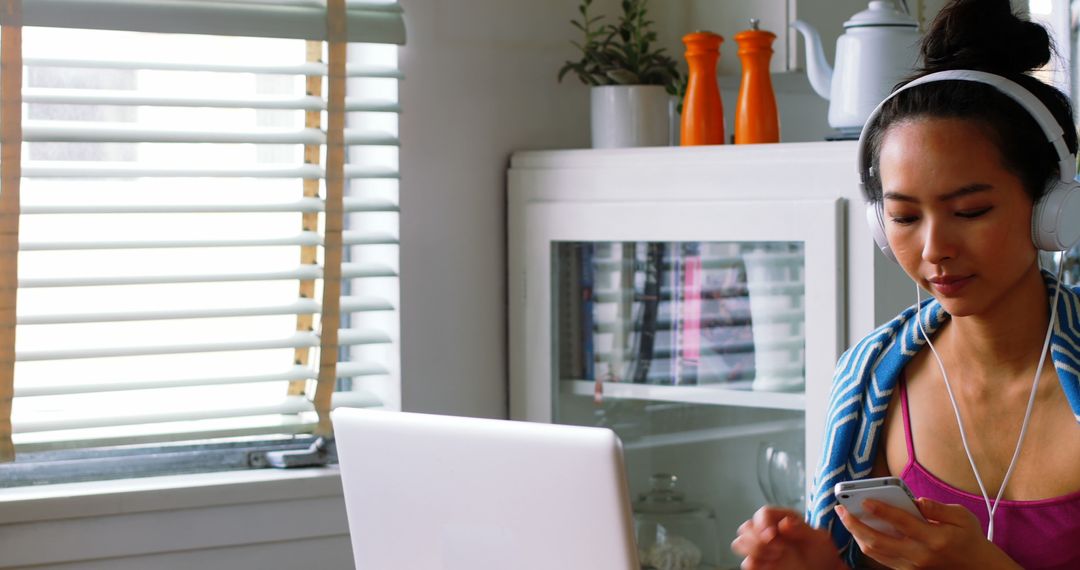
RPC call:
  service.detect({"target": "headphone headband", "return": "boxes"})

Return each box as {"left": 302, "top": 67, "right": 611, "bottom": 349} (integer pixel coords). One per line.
{"left": 857, "top": 69, "right": 1077, "bottom": 201}
{"left": 857, "top": 69, "right": 1080, "bottom": 258}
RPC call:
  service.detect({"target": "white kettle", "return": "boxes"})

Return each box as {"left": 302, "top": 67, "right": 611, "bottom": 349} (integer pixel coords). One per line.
{"left": 791, "top": 1, "right": 921, "bottom": 136}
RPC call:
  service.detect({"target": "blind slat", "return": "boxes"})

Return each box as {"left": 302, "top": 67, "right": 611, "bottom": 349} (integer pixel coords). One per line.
{"left": 22, "top": 163, "right": 400, "bottom": 179}
{"left": 15, "top": 422, "right": 320, "bottom": 454}
{"left": 352, "top": 262, "right": 406, "bottom": 279}
{"left": 23, "top": 163, "right": 321, "bottom": 179}
{"left": 18, "top": 331, "right": 322, "bottom": 361}
{"left": 335, "top": 360, "right": 392, "bottom": 378}
{"left": 21, "top": 299, "right": 317, "bottom": 325}
{"left": 21, "top": 197, "right": 399, "bottom": 215}
{"left": 25, "top": 57, "right": 402, "bottom": 78}
{"left": 15, "top": 361, "right": 389, "bottom": 397}
{"left": 18, "top": 295, "right": 393, "bottom": 325}
{"left": 20, "top": 266, "right": 319, "bottom": 288}
{"left": 16, "top": 327, "right": 392, "bottom": 361}
{"left": 20, "top": 232, "right": 322, "bottom": 251}
{"left": 337, "top": 328, "right": 393, "bottom": 346}
{"left": 16, "top": 366, "right": 312, "bottom": 397}
{"left": 20, "top": 230, "right": 396, "bottom": 250}
{"left": 11, "top": 0, "right": 406, "bottom": 44}
{"left": 25, "top": 122, "right": 400, "bottom": 146}
{"left": 14, "top": 391, "right": 382, "bottom": 434}
{"left": 340, "top": 294, "right": 396, "bottom": 312}
{"left": 18, "top": 262, "right": 397, "bottom": 288}
{"left": 342, "top": 230, "right": 398, "bottom": 246}
{"left": 24, "top": 88, "right": 401, "bottom": 112}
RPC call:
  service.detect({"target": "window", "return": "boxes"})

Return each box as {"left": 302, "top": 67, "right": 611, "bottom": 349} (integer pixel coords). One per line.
{"left": 1026, "top": 0, "right": 1070, "bottom": 94}
{"left": 0, "top": 0, "right": 404, "bottom": 485}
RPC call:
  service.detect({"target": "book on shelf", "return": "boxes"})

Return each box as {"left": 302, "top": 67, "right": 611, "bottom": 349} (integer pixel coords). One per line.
{"left": 580, "top": 242, "right": 595, "bottom": 381}
{"left": 666, "top": 242, "right": 683, "bottom": 385}
{"left": 556, "top": 243, "right": 584, "bottom": 380}
{"left": 582, "top": 241, "right": 771, "bottom": 388}
{"left": 628, "top": 242, "right": 664, "bottom": 383}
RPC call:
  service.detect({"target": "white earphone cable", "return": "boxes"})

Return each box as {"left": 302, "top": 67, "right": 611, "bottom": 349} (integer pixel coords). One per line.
{"left": 914, "top": 256, "right": 1064, "bottom": 542}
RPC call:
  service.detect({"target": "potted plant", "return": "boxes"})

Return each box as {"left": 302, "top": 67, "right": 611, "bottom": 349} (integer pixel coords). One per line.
{"left": 559, "top": 0, "right": 682, "bottom": 148}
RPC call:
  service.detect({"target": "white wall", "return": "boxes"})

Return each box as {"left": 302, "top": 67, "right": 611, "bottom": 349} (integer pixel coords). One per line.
{"left": 398, "top": 0, "right": 598, "bottom": 418}
{"left": 0, "top": 470, "right": 353, "bottom": 570}
{"left": 395, "top": 0, "right": 887, "bottom": 418}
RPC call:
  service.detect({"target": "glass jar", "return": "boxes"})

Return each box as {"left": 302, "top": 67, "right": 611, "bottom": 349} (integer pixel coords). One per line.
{"left": 632, "top": 473, "right": 723, "bottom": 570}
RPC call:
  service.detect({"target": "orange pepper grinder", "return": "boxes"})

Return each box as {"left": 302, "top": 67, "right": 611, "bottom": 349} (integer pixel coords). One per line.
{"left": 680, "top": 31, "right": 724, "bottom": 146}
{"left": 734, "top": 19, "right": 779, "bottom": 144}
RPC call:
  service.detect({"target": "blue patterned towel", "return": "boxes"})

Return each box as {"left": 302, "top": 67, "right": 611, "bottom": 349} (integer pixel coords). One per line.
{"left": 809, "top": 270, "right": 1080, "bottom": 566}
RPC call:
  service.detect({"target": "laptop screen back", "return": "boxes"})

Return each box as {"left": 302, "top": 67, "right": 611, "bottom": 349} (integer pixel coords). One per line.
{"left": 332, "top": 408, "right": 639, "bottom": 570}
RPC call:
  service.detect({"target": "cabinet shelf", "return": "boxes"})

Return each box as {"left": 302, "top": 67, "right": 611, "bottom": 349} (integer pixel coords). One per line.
{"left": 622, "top": 418, "right": 806, "bottom": 451}
{"left": 560, "top": 380, "right": 805, "bottom": 411}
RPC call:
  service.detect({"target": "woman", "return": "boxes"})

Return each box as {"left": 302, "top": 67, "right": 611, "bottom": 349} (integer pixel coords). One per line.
{"left": 731, "top": 1, "right": 1080, "bottom": 568}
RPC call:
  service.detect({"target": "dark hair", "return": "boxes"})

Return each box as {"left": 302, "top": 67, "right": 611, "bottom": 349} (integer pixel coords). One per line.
{"left": 863, "top": 0, "right": 1077, "bottom": 203}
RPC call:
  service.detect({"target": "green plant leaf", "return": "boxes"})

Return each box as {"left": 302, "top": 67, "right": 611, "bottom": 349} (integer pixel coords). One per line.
{"left": 606, "top": 69, "right": 640, "bottom": 84}
{"left": 557, "top": 63, "right": 573, "bottom": 83}
{"left": 559, "top": 0, "right": 676, "bottom": 88}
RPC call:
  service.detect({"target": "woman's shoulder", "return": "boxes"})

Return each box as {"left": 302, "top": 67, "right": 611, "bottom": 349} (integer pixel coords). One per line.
{"left": 839, "top": 299, "right": 934, "bottom": 362}
{"left": 832, "top": 298, "right": 947, "bottom": 396}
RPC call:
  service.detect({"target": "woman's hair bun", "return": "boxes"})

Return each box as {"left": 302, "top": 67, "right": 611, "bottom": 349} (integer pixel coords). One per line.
{"left": 921, "top": 0, "right": 1051, "bottom": 75}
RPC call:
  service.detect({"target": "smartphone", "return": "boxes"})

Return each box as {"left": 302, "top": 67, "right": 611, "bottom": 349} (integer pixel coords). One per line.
{"left": 834, "top": 476, "right": 925, "bottom": 537}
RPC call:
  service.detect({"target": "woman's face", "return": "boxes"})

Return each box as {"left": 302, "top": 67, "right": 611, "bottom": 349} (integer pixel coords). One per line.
{"left": 878, "top": 117, "right": 1040, "bottom": 317}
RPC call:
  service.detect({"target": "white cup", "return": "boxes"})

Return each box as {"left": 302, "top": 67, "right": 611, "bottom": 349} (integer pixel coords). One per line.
{"left": 743, "top": 250, "right": 805, "bottom": 391}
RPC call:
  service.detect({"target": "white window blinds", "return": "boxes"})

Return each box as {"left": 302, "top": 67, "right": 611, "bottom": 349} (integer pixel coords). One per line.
{"left": 0, "top": 0, "right": 404, "bottom": 463}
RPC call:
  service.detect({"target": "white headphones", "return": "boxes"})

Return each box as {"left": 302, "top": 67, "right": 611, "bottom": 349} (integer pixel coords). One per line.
{"left": 857, "top": 69, "right": 1080, "bottom": 261}
{"left": 857, "top": 70, "right": 1076, "bottom": 543}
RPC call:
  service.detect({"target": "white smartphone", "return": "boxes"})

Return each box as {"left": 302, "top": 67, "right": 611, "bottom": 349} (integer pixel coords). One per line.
{"left": 834, "top": 476, "right": 925, "bottom": 537}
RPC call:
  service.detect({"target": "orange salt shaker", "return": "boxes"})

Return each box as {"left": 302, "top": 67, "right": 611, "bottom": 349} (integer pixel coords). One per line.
{"left": 680, "top": 31, "right": 724, "bottom": 146}
{"left": 734, "top": 19, "right": 779, "bottom": 144}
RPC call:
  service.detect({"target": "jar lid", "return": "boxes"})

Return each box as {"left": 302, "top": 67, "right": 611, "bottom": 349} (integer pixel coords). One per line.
{"left": 632, "top": 473, "right": 713, "bottom": 516}
{"left": 844, "top": 0, "right": 917, "bottom": 28}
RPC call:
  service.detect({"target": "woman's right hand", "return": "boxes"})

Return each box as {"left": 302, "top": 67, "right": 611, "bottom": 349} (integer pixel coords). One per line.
{"left": 731, "top": 506, "right": 846, "bottom": 570}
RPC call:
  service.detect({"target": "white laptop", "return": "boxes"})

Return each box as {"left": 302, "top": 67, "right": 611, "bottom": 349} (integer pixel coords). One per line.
{"left": 331, "top": 408, "right": 639, "bottom": 570}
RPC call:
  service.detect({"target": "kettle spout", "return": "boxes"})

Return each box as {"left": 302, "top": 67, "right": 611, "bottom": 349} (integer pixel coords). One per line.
{"left": 790, "top": 20, "right": 832, "bottom": 100}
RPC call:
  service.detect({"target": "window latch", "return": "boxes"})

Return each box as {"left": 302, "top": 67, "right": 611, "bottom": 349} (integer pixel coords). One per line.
{"left": 254, "top": 437, "right": 336, "bottom": 469}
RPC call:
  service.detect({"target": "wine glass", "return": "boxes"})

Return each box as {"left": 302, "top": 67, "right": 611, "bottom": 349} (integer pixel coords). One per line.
{"left": 757, "top": 441, "right": 806, "bottom": 513}
{"left": 756, "top": 441, "right": 779, "bottom": 505}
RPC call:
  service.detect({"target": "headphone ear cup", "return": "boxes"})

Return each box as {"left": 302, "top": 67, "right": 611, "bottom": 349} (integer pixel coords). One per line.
{"left": 865, "top": 202, "right": 897, "bottom": 263}
{"left": 1032, "top": 180, "right": 1080, "bottom": 252}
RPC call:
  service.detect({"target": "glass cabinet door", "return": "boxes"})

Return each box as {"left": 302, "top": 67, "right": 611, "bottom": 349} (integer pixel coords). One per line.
{"left": 555, "top": 241, "right": 805, "bottom": 391}
{"left": 511, "top": 199, "right": 843, "bottom": 570}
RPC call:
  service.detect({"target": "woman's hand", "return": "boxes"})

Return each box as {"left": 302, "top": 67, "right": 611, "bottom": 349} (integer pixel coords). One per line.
{"left": 836, "top": 497, "right": 1023, "bottom": 569}
{"left": 731, "top": 506, "right": 846, "bottom": 570}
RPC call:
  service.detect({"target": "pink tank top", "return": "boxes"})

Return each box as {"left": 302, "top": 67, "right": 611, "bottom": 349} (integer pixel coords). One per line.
{"left": 898, "top": 377, "right": 1080, "bottom": 569}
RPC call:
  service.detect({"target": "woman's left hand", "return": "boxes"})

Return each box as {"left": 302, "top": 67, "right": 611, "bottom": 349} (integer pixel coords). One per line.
{"left": 836, "top": 497, "right": 1023, "bottom": 569}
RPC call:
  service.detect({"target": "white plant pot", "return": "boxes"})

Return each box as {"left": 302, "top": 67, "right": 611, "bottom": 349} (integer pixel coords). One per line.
{"left": 590, "top": 85, "right": 671, "bottom": 148}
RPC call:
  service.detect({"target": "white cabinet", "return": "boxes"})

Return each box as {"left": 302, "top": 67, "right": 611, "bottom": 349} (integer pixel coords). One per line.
{"left": 508, "top": 141, "right": 909, "bottom": 569}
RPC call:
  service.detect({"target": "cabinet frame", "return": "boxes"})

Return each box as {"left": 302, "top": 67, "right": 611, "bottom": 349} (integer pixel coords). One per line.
{"left": 511, "top": 197, "right": 843, "bottom": 478}
{"left": 508, "top": 142, "right": 913, "bottom": 509}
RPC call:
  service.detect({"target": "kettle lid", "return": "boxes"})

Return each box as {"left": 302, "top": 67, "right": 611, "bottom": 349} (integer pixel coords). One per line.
{"left": 845, "top": 0, "right": 918, "bottom": 28}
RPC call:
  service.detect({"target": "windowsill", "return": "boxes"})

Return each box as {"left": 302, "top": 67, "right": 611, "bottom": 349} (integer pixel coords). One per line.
{"left": 0, "top": 466, "right": 343, "bottom": 526}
